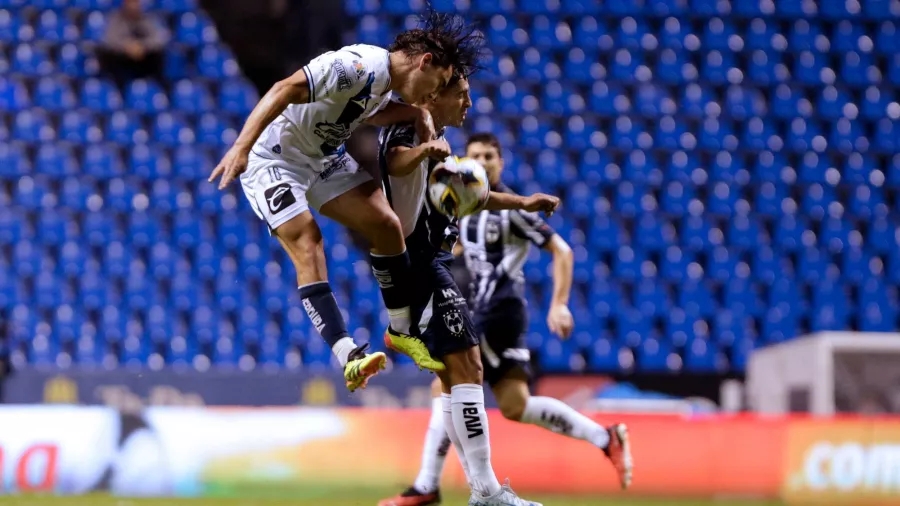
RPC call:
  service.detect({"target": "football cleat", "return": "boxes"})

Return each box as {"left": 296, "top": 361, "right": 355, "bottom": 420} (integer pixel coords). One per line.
{"left": 384, "top": 327, "right": 445, "bottom": 372}
{"left": 468, "top": 480, "right": 542, "bottom": 506}
{"left": 343, "top": 343, "right": 387, "bottom": 392}
{"left": 377, "top": 486, "right": 441, "bottom": 506}
{"left": 604, "top": 423, "right": 634, "bottom": 490}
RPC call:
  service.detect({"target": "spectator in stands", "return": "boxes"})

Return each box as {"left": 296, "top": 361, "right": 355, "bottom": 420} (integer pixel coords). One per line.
{"left": 99, "top": 0, "right": 169, "bottom": 88}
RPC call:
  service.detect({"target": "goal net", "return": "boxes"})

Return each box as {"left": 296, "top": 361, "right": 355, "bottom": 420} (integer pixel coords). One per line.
{"left": 747, "top": 332, "right": 900, "bottom": 415}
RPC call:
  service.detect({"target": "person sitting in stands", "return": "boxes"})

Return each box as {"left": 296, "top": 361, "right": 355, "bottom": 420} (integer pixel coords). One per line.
{"left": 99, "top": 0, "right": 170, "bottom": 88}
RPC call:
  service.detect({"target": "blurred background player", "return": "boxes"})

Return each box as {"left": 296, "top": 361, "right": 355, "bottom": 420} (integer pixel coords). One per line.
{"left": 207, "top": 13, "right": 488, "bottom": 391}
{"left": 378, "top": 74, "right": 561, "bottom": 506}
{"left": 379, "top": 134, "right": 633, "bottom": 506}
{"left": 98, "top": 0, "right": 170, "bottom": 88}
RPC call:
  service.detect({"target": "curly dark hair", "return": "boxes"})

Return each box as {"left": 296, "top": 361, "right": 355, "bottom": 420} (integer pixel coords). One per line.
{"left": 389, "top": 9, "right": 486, "bottom": 80}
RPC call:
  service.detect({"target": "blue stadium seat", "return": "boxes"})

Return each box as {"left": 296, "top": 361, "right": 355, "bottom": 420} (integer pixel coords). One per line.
{"left": 81, "top": 78, "right": 122, "bottom": 112}
{"left": 60, "top": 110, "right": 102, "bottom": 143}
{"left": 106, "top": 110, "right": 146, "bottom": 145}
{"left": 34, "top": 77, "right": 77, "bottom": 111}
{"left": 37, "top": 9, "right": 79, "bottom": 43}
{"left": 13, "top": 44, "right": 54, "bottom": 76}
{"left": 173, "top": 79, "right": 214, "bottom": 113}
{"left": 197, "top": 44, "right": 238, "bottom": 79}
{"left": 14, "top": 109, "right": 54, "bottom": 143}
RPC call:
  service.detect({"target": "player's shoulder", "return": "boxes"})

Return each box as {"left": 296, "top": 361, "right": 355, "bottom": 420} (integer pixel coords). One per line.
{"left": 381, "top": 121, "right": 418, "bottom": 147}
{"left": 336, "top": 44, "right": 389, "bottom": 72}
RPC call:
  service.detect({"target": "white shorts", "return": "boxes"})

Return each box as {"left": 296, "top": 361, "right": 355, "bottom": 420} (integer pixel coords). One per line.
{"left": 240, "top": 150, "right": 372, "bottom": 231}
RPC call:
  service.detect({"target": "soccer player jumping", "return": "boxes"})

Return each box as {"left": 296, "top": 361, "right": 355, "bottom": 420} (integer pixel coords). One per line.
{"left": 377, "top": 58, "right": 563, "bottom": 503}
{"left": 208, "top": 13, "right": 483, "bottom": 391}
{"left": 379, "top": 134, "right": 633, "bottom": 506}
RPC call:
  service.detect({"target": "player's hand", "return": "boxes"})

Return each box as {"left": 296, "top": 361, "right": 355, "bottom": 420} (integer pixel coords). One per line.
{"left": 209, "top": 146, "right": 250, "bottom": 190}
{"left": 522, "top": 193, "right": 560, "bottom": 216}
{"left": 548, "top": 303, "right": 574, "bottom": 339}
{"left": 423, "top": 139, "right": 452, "bottom": 160}
{"left": 415, "top": 108, "right": 436, "bottom": 143}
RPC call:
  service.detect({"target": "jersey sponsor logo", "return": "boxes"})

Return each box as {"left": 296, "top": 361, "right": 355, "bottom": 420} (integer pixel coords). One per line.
{"left": 485, "top": 220, "right": 501, "bottom": 244}
{"left": 320, "top": 153, "right": 351, "bottom": 181}
{"left": 462, "top": 404, "right": 485, "bottom": 439}
{"left": 301, "top": 298, "right": 326, "bottom": 333}
{"left": 441, "top": 288, "right": 457, "bottom": 299}
{"left": 371, "top": 267, "right": 393, "bottom": 289}
{"left": 264, "top": 183, "right": 296, "bottom": 215}
{"left": 443, "top": 310, "right": 465, "bottom": 335}
{"left": 352, "top": 59, "right": 366, "bottom": 79}
{"left": 540, "top": 411, "right": 574, "bottom": 435}
{"left": 332, "top": 59, "right": 353, "bottom": 92}
{"left": 315, "top": 73, "right": 376, "bottom": 156}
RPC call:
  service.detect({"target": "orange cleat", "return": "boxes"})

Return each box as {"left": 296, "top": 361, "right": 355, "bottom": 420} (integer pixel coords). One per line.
{"left": 378, "top": 487, "right": 441, "bottom": 506}
{"left": 605, "top": 423, "right": 633, "bottom": 490}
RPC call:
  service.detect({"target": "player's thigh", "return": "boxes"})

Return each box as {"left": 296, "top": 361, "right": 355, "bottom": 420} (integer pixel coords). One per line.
{"left": 310, "top": 154, "right": 400, "bottom": 236}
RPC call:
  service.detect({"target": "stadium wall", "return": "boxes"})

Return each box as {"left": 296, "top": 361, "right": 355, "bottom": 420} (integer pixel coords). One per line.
{"left": 1, "top": 406, "right": 899, "bottom": 504}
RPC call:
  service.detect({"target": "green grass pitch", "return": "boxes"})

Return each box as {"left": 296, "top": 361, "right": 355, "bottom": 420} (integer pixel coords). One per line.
{"left": 0, "top": 492, "right": 784, "bottom": 506}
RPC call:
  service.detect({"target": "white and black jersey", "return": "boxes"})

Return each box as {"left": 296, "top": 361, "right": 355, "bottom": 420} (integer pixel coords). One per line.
{"left": 460, "top": 183, "right": 556, "bottom": 316}
{"left": 378, "top": 122, "right": 459, "bottom": 259}
{"left": 254, "top": 44, "right": 393, "bottom": 161}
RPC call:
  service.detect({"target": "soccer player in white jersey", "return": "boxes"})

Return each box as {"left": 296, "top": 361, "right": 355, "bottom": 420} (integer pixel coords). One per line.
{"left": 379, "top": 133, "right": 633, "bottom": 506}
{"left": 208, "top": 13, "right": 485, "bottom": 391}
{"left": 377, "top": 73, "right": 560, "bottom": 505}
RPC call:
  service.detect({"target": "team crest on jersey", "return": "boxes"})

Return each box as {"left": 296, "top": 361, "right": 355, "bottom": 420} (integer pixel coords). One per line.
{"left": 443, "top": 310, "right": 465, "bottom": 335}
{"left": 485, "top": 220, "right": 501, "bottom": 244}
{"left": 332, "top": 59, "right": 353, "bottom": 92}
{"left": 352, "top": 60, "right": 366, "bottom": 79}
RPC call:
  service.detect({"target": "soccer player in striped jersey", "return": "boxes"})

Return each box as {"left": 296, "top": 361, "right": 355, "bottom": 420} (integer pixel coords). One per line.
{"left": 378, "top": 71, "right": 561, "bottom": 505}
{"left": 379, "top": 134, "right": 632, "bottom": 506}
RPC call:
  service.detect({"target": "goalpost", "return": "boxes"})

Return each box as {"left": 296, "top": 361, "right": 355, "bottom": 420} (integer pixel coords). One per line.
{"left": 746, "top": 332, "right": 900, "bottom": 415}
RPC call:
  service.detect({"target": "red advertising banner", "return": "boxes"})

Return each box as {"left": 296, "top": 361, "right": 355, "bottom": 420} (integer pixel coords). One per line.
{"left": 2, "top": 405, "right": 900, "bottom": 504}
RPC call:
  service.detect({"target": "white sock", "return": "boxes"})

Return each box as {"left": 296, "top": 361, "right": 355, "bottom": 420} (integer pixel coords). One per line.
{"left": 441, "top": 393, "right": 471, "bottom": 484}
{"left": 387, "top": 307, "right": 412, "bottom": 335}
{"left": 413, "top": 397, "right": 452, "bottom": 494}
{"left": 331, "top": 336, "right": 357, "bottom": 367}
{"left": 520, "top": 396, "right": 610, "bottom": 449}
{"left": 450, "top": 384, "right": 501, "bottom": 497}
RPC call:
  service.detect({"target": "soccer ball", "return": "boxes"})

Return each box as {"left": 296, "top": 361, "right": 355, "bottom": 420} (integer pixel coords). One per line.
{"left": 428, "top": 156, "right": 491, "bottom": 218}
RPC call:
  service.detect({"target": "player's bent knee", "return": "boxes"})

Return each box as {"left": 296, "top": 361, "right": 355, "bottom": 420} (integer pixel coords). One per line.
{"left": 370, "top": 209, "right": 403, "bottom": 242}
{"left": 498, "top": 398, "right": 526, "bottom": 422}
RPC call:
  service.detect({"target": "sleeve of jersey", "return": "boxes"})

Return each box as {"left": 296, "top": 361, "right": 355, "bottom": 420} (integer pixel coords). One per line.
{"left": 302, "top": 50, "right": 371, "bottom": 103}
{"left": 509, "top": 210, "right": 556, "bottom": 246}
{"left": 383, "top": 124, "right": 417, "bottom": 150}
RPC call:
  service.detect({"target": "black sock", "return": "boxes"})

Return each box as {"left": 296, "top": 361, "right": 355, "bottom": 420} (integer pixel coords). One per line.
{"left": 369, "top": 251, "right": 413, "bottom": 335}
{"left": 297, "top": 281, "right": 349, "bottom": 348}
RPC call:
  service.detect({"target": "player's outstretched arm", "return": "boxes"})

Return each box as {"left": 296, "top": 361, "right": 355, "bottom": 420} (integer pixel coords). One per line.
{"left": 366, "top": 102, "right": 436, "bottom": 142}
{"left": 544, "top": 234, "right": 574, "bottom": 338}
{"left": 208, "top": 69, "right": 312, "bottom": 189}
{"left": 386, "top": 140, "right": 452, "bottom": 177}
{"left": 483, "top": 191, "right": 560, "bottom": 216}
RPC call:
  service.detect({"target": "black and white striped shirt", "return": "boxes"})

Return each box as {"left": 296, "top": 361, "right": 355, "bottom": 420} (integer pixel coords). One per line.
{"left": 377, "top": 122, "right": 459, "bottom": 259}
{"left": 459, "top": 183, "right": 556, "bottom": 314}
